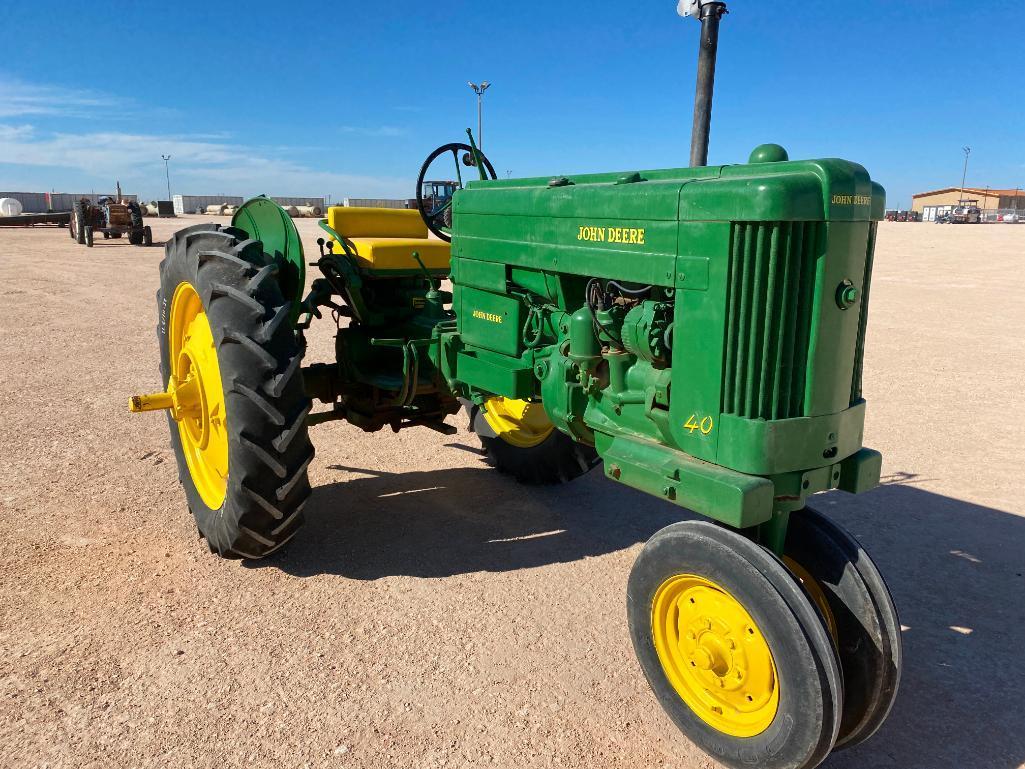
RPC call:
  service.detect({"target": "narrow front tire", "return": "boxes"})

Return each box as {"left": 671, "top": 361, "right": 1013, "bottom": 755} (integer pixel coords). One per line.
{"left": 627, "top": 521, "right": 843, "bottom": 769}
{"left": 783, "top": 507, "right": 902, "bottom": 750}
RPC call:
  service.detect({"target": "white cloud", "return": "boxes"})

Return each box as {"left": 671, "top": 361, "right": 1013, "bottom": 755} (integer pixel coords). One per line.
{"left": 0, "top": 123, "right": 409, "bottom": 199}
{"left": 0, "top": 77, "right": 127, "bottom": 119}
{"left": 0, "top": 76, "right": 411, "bottom": 200}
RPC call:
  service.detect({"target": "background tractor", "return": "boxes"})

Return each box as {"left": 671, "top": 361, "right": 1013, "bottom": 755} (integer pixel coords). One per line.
{"left": 949, "top": 200, "right": 982, "bottom": 224}
{"left": 129, "top": 4, "right": 899, "bottom": 768}
{"left": 68, "top": 183, "right": 153, "bottom": 247}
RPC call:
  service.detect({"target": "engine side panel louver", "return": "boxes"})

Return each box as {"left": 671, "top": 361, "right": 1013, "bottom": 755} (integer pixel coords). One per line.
{"left": 722, "top": 221, "right": 824, "bottom": 420}
{"left": 850, "top": 222, "right": 876, "bottom": 404}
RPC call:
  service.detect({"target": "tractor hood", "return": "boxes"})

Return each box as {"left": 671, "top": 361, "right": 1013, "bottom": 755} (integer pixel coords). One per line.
{"left": 451, "top": 145, "right": 883, "bottom": 286}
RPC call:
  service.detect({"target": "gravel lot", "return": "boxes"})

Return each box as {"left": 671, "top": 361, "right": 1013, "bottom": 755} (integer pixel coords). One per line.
{"left": 1, "top": 217, "right": 1023, "bottom": 769}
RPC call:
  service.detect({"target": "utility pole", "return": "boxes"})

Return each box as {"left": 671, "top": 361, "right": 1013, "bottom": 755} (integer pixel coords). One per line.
{"left": 959, "top": 146, "right": 970, "bottom": 204}
{"left": 467, "top": 81, "right": 491, "bottom": 151}
{"left": 161, "top": 154, "right": 172, "bottom": 201}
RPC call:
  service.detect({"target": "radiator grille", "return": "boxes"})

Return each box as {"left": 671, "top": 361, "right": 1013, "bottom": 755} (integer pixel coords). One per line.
{"left": 850, "top": 222, "right": 877, "bottom": 404}
{"left": 721, "top": 221, "right": 824, "bottom": 420}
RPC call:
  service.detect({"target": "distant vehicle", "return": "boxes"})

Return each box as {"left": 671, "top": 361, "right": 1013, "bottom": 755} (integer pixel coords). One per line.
{"left": 884, "top": 209, "right": 897, "bottom": 221}
{"left": 895, "top": 210, "right": 908, "bottom": 222}
{"left": 69, "top": 183, "right": 153, "bottom": 247}
{"left": 906, "top": 211, "right": 921, "bottom": 222}
{"left": 419, "top": 180, "right": 460, "bottom": 228}
{"left": 950, "top": 200, "right": 982, "bottom": 224}
{"left": 1002, "top": 212, "right": 1019, "bottom": 223}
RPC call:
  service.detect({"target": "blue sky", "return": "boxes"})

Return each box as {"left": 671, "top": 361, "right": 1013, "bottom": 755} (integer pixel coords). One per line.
{"left": 0, "top": 1, "right": 1022, "bottom": 207}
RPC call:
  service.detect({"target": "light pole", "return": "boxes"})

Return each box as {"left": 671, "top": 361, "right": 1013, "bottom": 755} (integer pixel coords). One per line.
{"left": 467, "top": 81, "right": 491, "bottom": 150}
{"left": 161, "top": 154, "right": 172, "bottom": 201}
{"left": 959, "top": 146, "right": 970, "bottom": 204}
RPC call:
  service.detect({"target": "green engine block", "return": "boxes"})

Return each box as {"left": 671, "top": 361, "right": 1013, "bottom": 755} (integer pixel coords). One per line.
{"left": 433, "top": 143, "right": 884, "bottom": 541}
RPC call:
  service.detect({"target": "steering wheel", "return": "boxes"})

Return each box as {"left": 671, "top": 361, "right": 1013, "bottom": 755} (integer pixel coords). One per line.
{"left": 415, "top": 142, "right": 497, "bottom": 242}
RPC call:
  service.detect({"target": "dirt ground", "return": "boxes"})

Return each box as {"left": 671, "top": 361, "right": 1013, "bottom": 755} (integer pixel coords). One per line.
{"left": 1, "top": 216, "right": 1023, "bottom": 769}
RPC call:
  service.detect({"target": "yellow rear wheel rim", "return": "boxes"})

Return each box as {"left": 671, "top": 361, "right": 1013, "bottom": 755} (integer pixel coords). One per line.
{"left": 652, "top": 574, "right": 779, "bottom": 737}
{"left": 481, "top": 397, "right": 554, "bottom": 448}
{"left": 169, "top": 282, "right": 228, "bottom": 509}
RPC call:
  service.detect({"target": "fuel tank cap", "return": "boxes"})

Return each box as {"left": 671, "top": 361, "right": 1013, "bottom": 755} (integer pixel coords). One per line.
{"left": 748, "top": 144, "right": 789, "bottom": 163}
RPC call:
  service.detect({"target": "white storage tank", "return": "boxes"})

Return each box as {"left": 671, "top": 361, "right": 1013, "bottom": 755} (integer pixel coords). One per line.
{"left": 0, "top": 197, "right": 24, "bottom": 217}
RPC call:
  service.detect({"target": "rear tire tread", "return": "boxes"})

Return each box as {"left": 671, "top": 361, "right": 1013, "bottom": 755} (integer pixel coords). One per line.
{"left": 157, "top": 224, "right": 313, "bottom": 559}
{"left": 468, "top": 401, "right": 601, "bottom": 485}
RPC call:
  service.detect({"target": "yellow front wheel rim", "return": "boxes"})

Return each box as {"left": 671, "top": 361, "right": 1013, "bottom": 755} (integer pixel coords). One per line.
{"left": 652, "top": 574, "right": 779, "bottom": 737}
{"left": 169, "top": 282, "right": 228, "bottom": 509}
{"left": 481, "top": 397, "right": 554, "bottom": 449}
{"left": 783, "top": 556, "right": 839, "bottom": 646}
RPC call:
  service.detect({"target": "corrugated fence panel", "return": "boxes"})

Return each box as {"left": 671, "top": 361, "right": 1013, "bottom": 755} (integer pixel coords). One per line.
{"left": 271, "top": 196, "right": 325, "bottom": 209}
{"left": 0, "top": 192, "right": 137, "bottom": 212}
{"left": 0, "top": 192, "right": 47, "bottom": 213}
{"left": 173, "top": 195, "right": 245, "bottom": 214}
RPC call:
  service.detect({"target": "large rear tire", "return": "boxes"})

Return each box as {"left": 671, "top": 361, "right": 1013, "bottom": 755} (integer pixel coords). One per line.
{"left": 156, "top": 223, "right": 313, "bottom": 558}
{"left": 71, "top": 201, "right": 86, "bottom": 244}
{"left": 128, "top": 202, "right": 145, "bottom": 245}
{"left": 468, "top": 397, "right": 600, "bottom": 484}
{"left": 628, "top": 521, "right": 843, "bottom": 769}
{"left": 783, "top": 507, "right": 902, "bottom": 751}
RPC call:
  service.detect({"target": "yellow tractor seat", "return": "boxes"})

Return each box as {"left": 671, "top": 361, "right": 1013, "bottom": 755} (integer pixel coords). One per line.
{"left": 325, "top": 206, "right": 450, "bottom": 273}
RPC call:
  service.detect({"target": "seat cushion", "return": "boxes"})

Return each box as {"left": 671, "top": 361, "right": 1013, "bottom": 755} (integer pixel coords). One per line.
{"left": 343, "top": 237, "right": 451, "bottom": 272}
{"left": 325, "top": 206, "right": 448, "bottom": 272}
{"left": 326, "top": 206, "right": 427, "bottom": 239}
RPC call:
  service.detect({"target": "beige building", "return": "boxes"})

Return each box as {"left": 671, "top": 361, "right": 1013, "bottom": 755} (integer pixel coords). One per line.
{"left": 912, "top": 186, "right": 1025, "bottom": 220}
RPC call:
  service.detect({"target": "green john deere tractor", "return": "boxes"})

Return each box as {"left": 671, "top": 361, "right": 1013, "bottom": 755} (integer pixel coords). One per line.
{"left": 129, "top": 5, "right": 899, "bottom": 767}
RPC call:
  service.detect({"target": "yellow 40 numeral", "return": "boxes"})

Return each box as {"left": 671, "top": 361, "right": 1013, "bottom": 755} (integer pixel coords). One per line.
{"left": 685, "top": 414, "right": 714, "bottom": 435}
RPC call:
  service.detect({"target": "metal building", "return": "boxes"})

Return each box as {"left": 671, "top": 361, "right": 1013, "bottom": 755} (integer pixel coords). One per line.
{"left": 173, "top": 195, "right": 245, "bottom": 215}
{"left": 912, "top": 186, "right": 1025, "bottom": 221}
{"left": 342, "top": 198, "right": 413, "bottom": 209}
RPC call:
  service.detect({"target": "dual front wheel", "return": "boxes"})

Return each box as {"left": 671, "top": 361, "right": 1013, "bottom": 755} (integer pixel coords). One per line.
{"left": 477, "top": 405, "right": 902, "bottom": 767}
{"left": 629, "top": 513, "right": 900, "bottom": 769}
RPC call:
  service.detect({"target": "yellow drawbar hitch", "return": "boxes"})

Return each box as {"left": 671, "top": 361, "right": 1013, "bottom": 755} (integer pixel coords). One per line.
{"left": 129, "top": 390, "right": 176, "bottom": 414}
{"left": 128, "top": 371, "right": 206, "bottom": 419}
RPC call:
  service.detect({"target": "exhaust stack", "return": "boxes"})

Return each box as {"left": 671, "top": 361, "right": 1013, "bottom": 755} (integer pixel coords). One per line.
{"left": 680, "top": 1, "right": 728, "bottom": 167}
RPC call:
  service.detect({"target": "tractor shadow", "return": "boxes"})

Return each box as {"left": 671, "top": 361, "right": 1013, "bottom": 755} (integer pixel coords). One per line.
{"left": 268, "top": 461, "right": 687, "bottom": 579}
{"left": 253, "top": 467, "right": 1025, "bottom": 769}
{"left": 802, "top": 477, "right": 1025, "bottom": 769}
